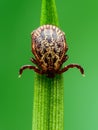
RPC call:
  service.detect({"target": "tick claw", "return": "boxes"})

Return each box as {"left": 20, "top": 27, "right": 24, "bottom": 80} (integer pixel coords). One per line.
{"left": 18, "top": 75, "right": 21, "bottom": 78}
{"left": 82, "top": 74, "right": 85, "bottom": 77}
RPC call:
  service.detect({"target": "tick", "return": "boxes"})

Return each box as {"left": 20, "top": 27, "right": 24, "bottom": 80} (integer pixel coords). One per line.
{"left": 19, "top": 25, "right": 84, "bottom": 78}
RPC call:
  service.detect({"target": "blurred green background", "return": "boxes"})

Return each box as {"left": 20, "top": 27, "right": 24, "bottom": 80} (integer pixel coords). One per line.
{"left": 0, "top": 0, "right": 98, "bottom": 130}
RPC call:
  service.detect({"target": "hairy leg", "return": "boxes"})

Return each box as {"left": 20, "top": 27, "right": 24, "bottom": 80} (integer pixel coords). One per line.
{"left": 58, "top": 64, "right": 84, "bottom": 75}
{"left": 30, "top": 58, "right": 38, "bottom": 65}
{"left": 62, "top": 55, "right": 69, "bottom": 63}
{"left": 19, "top": 65, "right": 44, "bottom": 77}
{"left": 30, "top": 57, "right": 43, "bottom": 67}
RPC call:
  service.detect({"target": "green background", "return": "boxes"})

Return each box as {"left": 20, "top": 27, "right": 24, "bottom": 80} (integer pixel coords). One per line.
{"left": 0, "top": 0, "right": 98, "bottom": 130}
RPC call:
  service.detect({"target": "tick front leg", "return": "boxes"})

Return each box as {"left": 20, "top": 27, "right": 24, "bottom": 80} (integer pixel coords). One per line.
{"left": 30, "top": 58, "right": 38, "bottom": 65}
{"left": 62, "top": 55, "right": 69, "bottom": 63}
{"left": 58, "top": 64, "right": 84, "bottom": 75}
{"left": 30, "top": 57, "right": 43, "bottom": 67}
{"left": 19, "top": 65, "right": 44, "bottom": 77}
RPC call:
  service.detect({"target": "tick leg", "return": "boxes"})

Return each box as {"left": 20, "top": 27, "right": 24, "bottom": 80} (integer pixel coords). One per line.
{"left": 19, "top": 65, "right": 44, "bottom": 77}
{"left": 62, "top": 55, "right": 69, "bottom": 63}
{"left": 30, "top": 58, "right": 38, "bottom": 65}
{"left": 30, "top": 57, "right": 43, "bottom": 68}
{"left": 58, "top": 64, "right": 84, "bottom": 75}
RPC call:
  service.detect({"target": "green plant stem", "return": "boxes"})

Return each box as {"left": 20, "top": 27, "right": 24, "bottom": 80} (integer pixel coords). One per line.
{"left": 32, "top": 75, "right": 64, "bottom": 130}
{"left": 40, "top": 0, "right": 59, "bottom": 26}
{"left": 32, "top": 0, "right": 64, "bottom": 130}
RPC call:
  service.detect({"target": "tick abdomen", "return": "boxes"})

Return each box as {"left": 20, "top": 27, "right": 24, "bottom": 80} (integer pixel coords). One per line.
{"left": 32, "top": 25, "right": 67, "bottom": 71}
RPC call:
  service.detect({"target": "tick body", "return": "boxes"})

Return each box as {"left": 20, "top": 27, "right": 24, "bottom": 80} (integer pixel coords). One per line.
{"left": 19, "top": 25, "right": 84, "bottom": 78}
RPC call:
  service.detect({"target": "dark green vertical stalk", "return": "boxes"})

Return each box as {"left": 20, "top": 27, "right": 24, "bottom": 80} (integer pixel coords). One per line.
{"left": 32, "top": 0, "right": 64, "bottom": 130}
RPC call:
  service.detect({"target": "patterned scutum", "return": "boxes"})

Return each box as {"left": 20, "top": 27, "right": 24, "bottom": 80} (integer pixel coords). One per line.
{"left": 31, "top": 25, "right": 67, "bottom": 71}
